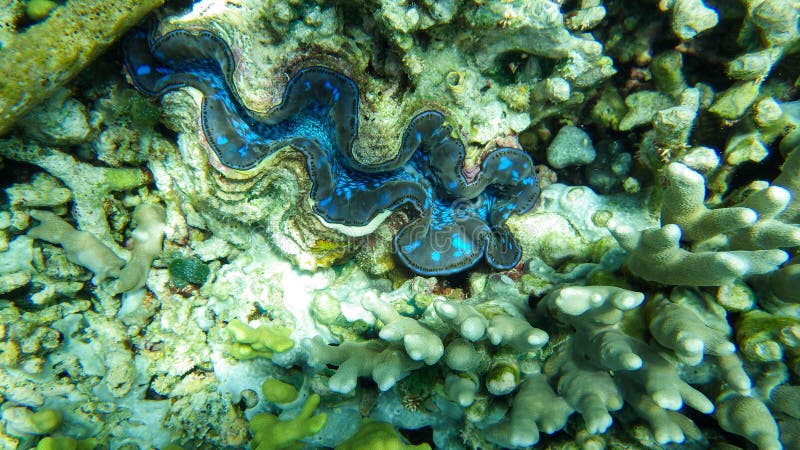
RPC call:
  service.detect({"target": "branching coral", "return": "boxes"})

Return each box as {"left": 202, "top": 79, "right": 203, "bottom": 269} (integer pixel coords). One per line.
{"left": 248, "top": 394, "right": 327, "bottom": 450}
{"left": 0, "top": 138, "right": 150, "bottom": 250}
{"left": 304, "top": 337, "right": 422, "bottom": 394}
{"left": 112, "top": 203, "right": 165, "bottom": 293}
{"left": 27, "top": 203, "right": 166, "bottom": 294}
{"left": 611, "top": 162, "right": 798, "bottom": 286}
{"left": 27, "top": 210, "right": 125, "bottom": 284}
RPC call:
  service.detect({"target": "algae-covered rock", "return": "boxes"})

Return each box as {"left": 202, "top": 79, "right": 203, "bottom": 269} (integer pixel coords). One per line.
{"left": 0, "top": 0, "right": 165, "bottom": 135}
{"left": 546, "top": 125, "right": 597, "bottom": 169}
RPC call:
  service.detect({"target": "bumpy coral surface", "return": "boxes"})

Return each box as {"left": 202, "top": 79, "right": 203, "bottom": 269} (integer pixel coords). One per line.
{"left": 0, "top": 0, "right": 799, "bottom": 449}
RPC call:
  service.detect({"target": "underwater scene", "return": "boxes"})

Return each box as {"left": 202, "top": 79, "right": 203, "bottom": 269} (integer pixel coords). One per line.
{"left": 0, "top": 0, "right": 799, "bottom": 448}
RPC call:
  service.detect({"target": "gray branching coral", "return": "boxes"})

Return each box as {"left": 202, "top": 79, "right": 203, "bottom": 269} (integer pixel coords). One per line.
{"left": 611, "top": 162, "right": 799, "bottom": 286}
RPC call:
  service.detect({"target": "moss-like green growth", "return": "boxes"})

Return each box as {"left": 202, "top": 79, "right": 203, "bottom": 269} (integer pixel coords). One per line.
{"left": 168, "top": 256, "right": 210, "bottom": 287}
{"left": 336, "top": 420, "right": 431, "bottom": 450}
{"left": 736, "top": 310, "right": 800, "bottom": 363}
{"left": 126, "top": 91, "right": 161, "bottom": 127}
{"left": 591, "top": 87, "right": 626, "bottom": 130}
{"left": 250, "top": 394, "right": 327, "bottom": 450}
{"left": 261, "top": 378, "right": 299, "bottom": 404}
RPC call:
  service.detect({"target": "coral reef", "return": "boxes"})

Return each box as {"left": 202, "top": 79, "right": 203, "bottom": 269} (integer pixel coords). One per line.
{"left": 0, "top": 0, "right": 799, "bottom": 449}
{"left": 336, "top": 420, "right": 431, "bottom": 450}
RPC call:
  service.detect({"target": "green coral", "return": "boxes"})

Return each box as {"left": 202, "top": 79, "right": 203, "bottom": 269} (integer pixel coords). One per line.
{"left": 30, "top": 408, "right": 62, "bottom": 434}
{"left": 336, "top": 420, "right": 431, "bottom": 450}
{"left": 35, "top": 437, "right": 97, "bottom": 450}
{"left": 25, "top": 0, "right": 58, "bottom": 22}
{"left": 261, "top": 378, "right": 299, "bottom": 404}
{"left": 249, "top": 394, "right": 327, "bottom": 450}
{"left": 226, "top": 319, "right": 294, "bottom": 360}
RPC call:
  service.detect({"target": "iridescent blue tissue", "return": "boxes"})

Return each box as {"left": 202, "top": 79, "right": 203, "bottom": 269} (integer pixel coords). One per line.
{"left": 123, "top": 26, "right": 541, "bottom": 276}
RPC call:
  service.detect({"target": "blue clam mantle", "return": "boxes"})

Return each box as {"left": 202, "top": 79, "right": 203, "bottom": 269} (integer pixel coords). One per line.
{"left": 123, "top": 26, "right": 541, "bottom": 276}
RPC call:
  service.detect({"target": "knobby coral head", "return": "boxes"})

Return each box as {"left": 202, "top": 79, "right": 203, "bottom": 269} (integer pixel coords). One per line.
{"left": 123, "top": 24, "right": 540, "bottom": 275}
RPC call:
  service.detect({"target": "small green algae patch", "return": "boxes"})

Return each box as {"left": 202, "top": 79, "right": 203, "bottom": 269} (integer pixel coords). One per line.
{"left": 168, "top": 256, "right": 210, "bottom": 287}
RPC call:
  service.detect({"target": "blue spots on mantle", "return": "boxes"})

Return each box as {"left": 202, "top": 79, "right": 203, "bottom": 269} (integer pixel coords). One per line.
{"left": 123, "top": 25, "right": 541, "bottom": 276}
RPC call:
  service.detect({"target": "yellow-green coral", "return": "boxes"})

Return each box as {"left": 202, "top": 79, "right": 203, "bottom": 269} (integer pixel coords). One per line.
{"left": 227, "top": 319, "right": 294, "bottom": 360}
{"left": 30, "top": 408, "right": 62, "bottom": 434}
{"left": 25, "top": 0, "right": 57, "bottom": 21}
{"left": 35, "top": 437, "right": 97, "bottom": 450}
{"left": 261, "top": 378, "right": 299, "bottom": 404}
{"left": 249, "top": 394, "right": 327, "bottom": 450}
{"left": 336, "top": 420, "right": 431, "bottom": 450}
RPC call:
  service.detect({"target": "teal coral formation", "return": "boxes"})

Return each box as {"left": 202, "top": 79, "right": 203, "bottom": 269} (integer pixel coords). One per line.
{"left": 0, "top": 0, "right": 799, "bottom": 449}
